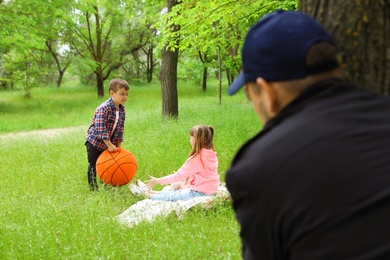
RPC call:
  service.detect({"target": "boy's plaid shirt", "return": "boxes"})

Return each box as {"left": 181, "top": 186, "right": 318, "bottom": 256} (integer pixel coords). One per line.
{"left": 86, "top": 98, "right": 126, "bottom": 151}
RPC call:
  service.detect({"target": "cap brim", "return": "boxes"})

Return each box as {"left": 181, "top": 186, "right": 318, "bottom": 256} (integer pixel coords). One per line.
{"left": 228, "top": 73, "right": 245, "bottom": 96}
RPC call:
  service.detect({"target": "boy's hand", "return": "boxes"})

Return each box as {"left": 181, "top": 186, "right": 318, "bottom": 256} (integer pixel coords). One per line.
{"left": 107, "top": 145, "right": 117, "bottom": 152}
{"left": 103, "top": 140, "right": 117, "bottom": 152}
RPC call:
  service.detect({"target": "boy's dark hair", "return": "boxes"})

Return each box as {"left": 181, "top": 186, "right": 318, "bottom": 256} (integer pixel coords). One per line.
{"left": 109, "top": 79, "right": 130, "bottom": 92}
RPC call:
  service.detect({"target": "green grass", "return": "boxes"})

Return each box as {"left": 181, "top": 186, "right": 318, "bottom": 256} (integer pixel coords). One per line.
{"left": 0, "top": 79, "right": 261, "bottom": 259}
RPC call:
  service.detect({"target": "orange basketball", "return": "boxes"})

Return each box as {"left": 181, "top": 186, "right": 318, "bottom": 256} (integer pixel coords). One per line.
{"left": 96, "top": 148, "right": 137, "bottom": 186}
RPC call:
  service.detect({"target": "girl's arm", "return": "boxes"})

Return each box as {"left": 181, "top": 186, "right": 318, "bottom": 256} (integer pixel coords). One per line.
{"left": 145, "top": 156, "right": 201, "bottom": 188}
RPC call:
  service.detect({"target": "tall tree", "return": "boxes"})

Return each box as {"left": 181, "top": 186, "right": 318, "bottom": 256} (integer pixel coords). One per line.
{"left": 68, "top": 0, "right": 147, "bottom": 97}
{"left": 69, "top": 2, "right": 114, "bottom": 97}
{"left": 33, "top": 0, "right": 75, "bottom": 88}
{"left": 45, "top": 40, "right": 71, "bottom": 88}
{"left": 129, "top": 21, "right": 159, "bottom": 83}
{"left": 163, "top": 0, "right": 296, "bottom": 101}
{"left": 1, "top": 0, "right": 75, "bottom": 90}
{"left": 198, "top": 51, "right": 213, "bottom": 91}
{"left": 299, "top": 0, "right": 390, "bottom": 95}
{"left": 143, "top": 44, "right": 157, "bottom": 83}
{"left": 0, "top": 1, "right": 48, "bottom": 96}
{"left": 160, "top": 0, "right": 180, "bottom": 118}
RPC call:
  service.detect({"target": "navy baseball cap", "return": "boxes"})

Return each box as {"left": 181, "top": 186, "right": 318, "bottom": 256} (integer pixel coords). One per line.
{"left": 228, "top": 10, "right": 338, "bottom": 95}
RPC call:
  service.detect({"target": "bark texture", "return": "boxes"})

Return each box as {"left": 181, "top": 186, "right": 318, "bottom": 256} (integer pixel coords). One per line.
{"left": 160, "top": 0, "right": 179, "bottom": 118}
{"left": 299, "top": 0, "right": 390, "bottom": 95}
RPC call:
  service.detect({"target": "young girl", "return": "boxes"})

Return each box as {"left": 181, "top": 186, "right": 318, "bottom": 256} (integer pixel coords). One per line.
{"left": 128, "top": 125, "right": 220, "bottom": 201}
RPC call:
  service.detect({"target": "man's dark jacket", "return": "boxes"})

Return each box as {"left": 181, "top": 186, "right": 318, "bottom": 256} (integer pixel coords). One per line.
{"left": 226, "top": 79, "right": 390, "bottom": 259}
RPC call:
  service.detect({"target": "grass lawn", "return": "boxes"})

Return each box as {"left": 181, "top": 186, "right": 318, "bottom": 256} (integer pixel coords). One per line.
{"left": 0, "top": 79, "right": 261, "bottom": 259}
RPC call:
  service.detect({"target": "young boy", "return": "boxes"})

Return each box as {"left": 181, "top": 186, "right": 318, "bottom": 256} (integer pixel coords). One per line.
{"left": 85, "top": 79, "right": 130, "bottom": 190}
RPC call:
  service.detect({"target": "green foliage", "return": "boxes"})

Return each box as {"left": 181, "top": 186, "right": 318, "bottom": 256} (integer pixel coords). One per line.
{"left": 0, "top": 81, "right": 260, "bottom": 259}
{"left": 177, "top": 55, "right": 204, "bottom": 82}
{"left": 161, "top": 0, "right": 297, "bottom": 72}
{"left": 0, "top": 0, "right": 297, "bottom": 97}
{"left": 1, "top": 0, "right": 298, "bottom": 98}
{"left": 0, "top": 0, "right": 75, "bottom": 91}
{"left": 0, "top": 0, "right": 162, "bottom": 94}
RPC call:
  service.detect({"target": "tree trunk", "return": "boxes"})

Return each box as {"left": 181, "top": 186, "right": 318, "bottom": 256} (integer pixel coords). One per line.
{"left": 202, "top": 67, "right": 207, "bottom": 91}
{"left": 198, "top": 51, "right": 208, "bottom": 91}
{"left": 57, "top": 70, "right": 65, "bottom": 88}
{"left": 160, "top": 0, "right": 179, "bottom": 118}
{"left": 96, "top": 70, "right": 104, "bottom": 97}
{"left": 226, "top": 68, "right": 234, "bottom": 86}
{"left": 146, "top": 45, "right": 154, "bottom": 83}
{"left": 94, "top": 6, "right": 105, "bottom": 97}
{"left": 299, "top": 0, "right": 390, "bottom": 95}
{"left": 45, "top": 41, "right": 68, "bottom": 88}
{"left": 160, "top": 45, "right": 179, "bottom": 118}
{"left": 218, "top": 47, "right": 222, "bottom": 105}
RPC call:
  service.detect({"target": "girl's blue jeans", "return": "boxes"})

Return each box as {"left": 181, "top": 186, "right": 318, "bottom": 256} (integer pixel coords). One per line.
{"left": 150, "top": 189, "right": 212, "bottom": 202}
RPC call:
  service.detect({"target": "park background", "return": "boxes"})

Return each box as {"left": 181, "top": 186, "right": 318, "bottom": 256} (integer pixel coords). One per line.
{"left": 1, "top": 0, "right": 389, "bottom": 259}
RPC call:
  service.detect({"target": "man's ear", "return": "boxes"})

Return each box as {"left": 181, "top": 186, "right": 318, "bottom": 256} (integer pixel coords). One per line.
{"left": 256, "top": 77, "right": 280, "bottom": 116}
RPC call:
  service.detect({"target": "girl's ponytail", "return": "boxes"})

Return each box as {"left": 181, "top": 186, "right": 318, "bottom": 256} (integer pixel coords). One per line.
{"left": 189, "top": 125, "right": 215, "bottom": 157}
{"left": 208, "top": 126, "right": 214, "bottom": 139}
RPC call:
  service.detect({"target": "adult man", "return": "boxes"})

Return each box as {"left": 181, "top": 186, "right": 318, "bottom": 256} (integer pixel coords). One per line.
{"left": 226, "top": 10, "right": 390, "bottom": 259}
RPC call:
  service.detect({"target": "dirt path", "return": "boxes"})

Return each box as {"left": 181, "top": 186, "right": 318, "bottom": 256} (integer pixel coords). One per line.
{"left": 0, "top": 126, "right": 86, "bottom": 140}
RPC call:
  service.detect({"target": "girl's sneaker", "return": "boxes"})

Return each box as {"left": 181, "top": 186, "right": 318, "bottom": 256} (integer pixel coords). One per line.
{"left": 136, "top": 179, "right": 151, "bottom": 192}
{"left": 136, "top": 179, "right": 146, "bottom": 188}
{"left": 128, "top": 183, "right": 147, "bottom": 198}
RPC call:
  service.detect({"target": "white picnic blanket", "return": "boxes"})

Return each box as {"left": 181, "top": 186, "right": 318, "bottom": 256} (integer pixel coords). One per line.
{"left": 117, "top": 185, "right": 230, "bottom": 228}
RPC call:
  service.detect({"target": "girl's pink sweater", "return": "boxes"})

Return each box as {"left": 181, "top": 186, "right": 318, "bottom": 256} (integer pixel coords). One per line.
{"left": 156, "top": 148, "right": 220, "bottom": 195}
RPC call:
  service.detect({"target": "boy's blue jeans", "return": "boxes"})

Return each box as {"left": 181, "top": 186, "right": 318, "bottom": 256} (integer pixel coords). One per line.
{"left": 150, "top": 189, "right": 212, "bottom": 202}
